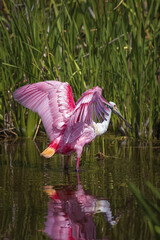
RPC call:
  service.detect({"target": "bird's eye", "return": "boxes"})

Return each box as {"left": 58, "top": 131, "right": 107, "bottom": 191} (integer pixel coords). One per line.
{"left": 113, "top": 105, "right": 117, "bottom": 111}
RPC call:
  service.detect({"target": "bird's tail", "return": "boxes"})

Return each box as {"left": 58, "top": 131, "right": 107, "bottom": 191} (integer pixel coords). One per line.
{"left": 41, "top": 139, "right": 59, "bottom": 158}
{"left": 40, "top": 147, "right": 55, "bottom": 158}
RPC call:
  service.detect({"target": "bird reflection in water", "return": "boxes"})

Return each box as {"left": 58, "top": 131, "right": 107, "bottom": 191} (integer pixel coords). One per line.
{"left": 43, "top": 173, "right": 118, "bottom": 240}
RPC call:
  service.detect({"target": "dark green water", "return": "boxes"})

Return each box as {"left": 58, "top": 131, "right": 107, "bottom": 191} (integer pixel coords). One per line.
{"left": 0, "top": 136, "right": 160, "bottom": 240}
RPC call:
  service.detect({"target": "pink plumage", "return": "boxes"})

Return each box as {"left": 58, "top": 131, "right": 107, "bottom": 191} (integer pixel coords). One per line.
{"left": 13, "top": 81, "right": 111, "bottom": 170}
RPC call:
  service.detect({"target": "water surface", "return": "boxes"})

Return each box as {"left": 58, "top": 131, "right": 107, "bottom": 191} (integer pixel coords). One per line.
{"left": 0, "top": 136, "right": 160, "bottom": 239}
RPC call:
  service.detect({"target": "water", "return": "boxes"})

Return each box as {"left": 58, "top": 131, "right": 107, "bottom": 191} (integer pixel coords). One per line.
{"left": 0, "top": 136, "right": 160, "bottom": 240}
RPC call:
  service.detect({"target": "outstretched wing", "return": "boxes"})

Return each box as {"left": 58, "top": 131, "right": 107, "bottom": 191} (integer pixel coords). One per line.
{"left": 68, "top": 86, "right": 111, "bottom": 126}
{"left": 63, "top": 87, "right": 111, "bottom": 144}
{"left": 13, "top": 81, "right": 75, "bottom": 141}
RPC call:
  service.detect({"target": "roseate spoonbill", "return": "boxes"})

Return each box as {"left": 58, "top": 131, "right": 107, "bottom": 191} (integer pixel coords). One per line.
{"left": 13, "top": 81, "right": 131, "bottom": 171}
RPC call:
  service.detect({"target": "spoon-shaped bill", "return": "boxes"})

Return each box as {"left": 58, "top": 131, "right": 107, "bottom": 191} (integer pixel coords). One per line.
{"left": 114, "top": 109, "right": 132, "bottom": 129}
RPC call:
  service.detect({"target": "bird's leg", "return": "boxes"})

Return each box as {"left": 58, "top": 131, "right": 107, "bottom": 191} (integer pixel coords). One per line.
{"left": 76, "top": 171, "right": 81, "bottom": 184}
{"left": 75, "top": 148, "right": 82, "bottom": 171}
{"left": 76, "top": 157, "right": 80, "bottom": 172}
{"left": 65, "top": 155, "right": 70, "bottom": 169}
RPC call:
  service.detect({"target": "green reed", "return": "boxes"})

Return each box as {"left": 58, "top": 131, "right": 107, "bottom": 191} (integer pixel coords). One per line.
{"left": 0, "top": 0, "right": 159, "bottom": 138}
{"left": 129, "top": 182, "right": 160, "bottom": 238}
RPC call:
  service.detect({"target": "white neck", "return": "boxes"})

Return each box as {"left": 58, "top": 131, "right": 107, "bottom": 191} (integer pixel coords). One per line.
{"left": 93, "top": 110, "right": 112, "bottom": 136}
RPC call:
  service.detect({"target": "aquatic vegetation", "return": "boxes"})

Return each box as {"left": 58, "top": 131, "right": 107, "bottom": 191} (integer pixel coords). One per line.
{"left": 129, "top": 182, "right": 160, "bottom": 238}
{"left": 0, "top": 0, "right": 159, "bottom": 138}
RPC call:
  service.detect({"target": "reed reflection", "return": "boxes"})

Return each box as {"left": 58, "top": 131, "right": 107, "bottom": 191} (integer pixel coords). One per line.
{"left": 43, "top": 173, "right": 117, "bottom": 240}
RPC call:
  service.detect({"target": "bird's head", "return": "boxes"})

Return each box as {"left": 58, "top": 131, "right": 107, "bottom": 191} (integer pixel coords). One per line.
{"left": 108, "top": 101, "right": 132, "bottom": 129}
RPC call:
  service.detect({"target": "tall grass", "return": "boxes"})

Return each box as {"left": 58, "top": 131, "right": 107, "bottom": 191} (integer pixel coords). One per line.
{"left": 0, "top": 0, "right": 159, "bottom": 138}
{"left": 129, "top": 182, "right": 160, "bottom": 238}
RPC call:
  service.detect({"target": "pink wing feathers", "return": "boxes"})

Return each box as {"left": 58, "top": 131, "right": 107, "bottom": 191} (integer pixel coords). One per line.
{"left": 13, "top": 81, "right": 75, "bottom": 141}
{"left": 63, "top": 86, "right": 111, "bottom": 143}
{"left": 69, "top": 86, "right": 111, "bottom": 126}
{"left": 14, "top": 82, "right": 110, "bottom": 144}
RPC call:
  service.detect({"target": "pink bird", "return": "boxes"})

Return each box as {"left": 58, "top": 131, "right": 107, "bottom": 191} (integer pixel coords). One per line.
{"left": 14, "top": 81, "right": 131, "bottom": 171}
